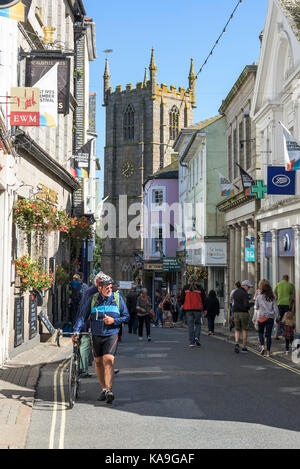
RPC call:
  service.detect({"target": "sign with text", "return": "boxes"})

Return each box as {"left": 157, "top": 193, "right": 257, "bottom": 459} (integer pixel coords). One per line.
{"left": 34, "top": 64, "right": 58, "bottom": 127}
{"left": 14, "top": 296, "right": 24, "bottom": 347}
{"left": 205, "top": 243, "right": 227, "bottom": 266}
{"left": 26, "top": 57, "right": 71, "bottom": 115}
{"left": 245, "top": 236, "right": 255, "bottom": 263}
{"left": 163, "top": 257, "right": 182, "bottom": 272}
{"left": 10, "top": 87, "right": 40, "bottom": 126}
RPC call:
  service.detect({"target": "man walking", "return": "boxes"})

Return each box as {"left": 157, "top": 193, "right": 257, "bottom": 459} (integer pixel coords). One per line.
{"left": 73, "top": 272, "right": 129, "bottom": 404}
{"left": 181, "top": 282, "right": 206, "bottom": 347}
{"left": 274, "top": 275, "right": 295, "bottom": 340}
{"left": 232, "top": 280, "right": 254, "bottom": 354}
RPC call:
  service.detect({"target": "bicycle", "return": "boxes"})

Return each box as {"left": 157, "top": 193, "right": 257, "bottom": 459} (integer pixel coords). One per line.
{"left": 60, "top": 331, "right": 92, "bottom": 409}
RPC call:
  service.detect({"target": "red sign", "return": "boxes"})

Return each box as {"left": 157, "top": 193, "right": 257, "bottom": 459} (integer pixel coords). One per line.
{"left": 10, "top": 87, "right": 40, "bottom": 127}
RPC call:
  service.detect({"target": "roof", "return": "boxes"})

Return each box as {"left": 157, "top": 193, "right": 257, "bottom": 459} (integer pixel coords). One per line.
{"left": 144, "top": 160, "right": 178, "bottom": 185}
{"left": 185, "top": 115, "right": 223, "bottom": 131}
{"left": 277, "top": 0, "right": 300, "bottom": 41}
{"left": 219, "top": 65, "right": 257, "bottom": 114}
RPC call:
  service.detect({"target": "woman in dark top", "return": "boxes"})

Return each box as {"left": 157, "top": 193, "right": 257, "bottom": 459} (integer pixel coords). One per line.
{"left": 162, "top": 294, "right": 174, "bottom": 328}
{"left": 206, "top": 290, "right": 220, "bottom": 335}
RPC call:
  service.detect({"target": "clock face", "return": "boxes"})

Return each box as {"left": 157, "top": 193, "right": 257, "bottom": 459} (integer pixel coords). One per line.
{"left": 121, "top": 161, "right": 134, "bottom": 179}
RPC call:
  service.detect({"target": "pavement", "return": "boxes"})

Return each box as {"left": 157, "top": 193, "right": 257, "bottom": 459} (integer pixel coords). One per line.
{"left": 0, "top": 322, "right": 298, "bottom": 449}
{"left": 0, "top": 335, "right": 72, "bottom": 449}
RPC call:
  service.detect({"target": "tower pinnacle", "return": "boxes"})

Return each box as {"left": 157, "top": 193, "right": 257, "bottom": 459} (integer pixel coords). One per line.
{"left": 103, "top": 58, "right": 111, "bottom": 106}
{"left": 188, "top": 58, "right": 196, "bottom": 108}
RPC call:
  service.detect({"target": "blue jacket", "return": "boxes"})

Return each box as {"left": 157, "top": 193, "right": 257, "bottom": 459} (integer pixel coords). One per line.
{"left": 74, "top": 291, "right": 129, "bottom": 337}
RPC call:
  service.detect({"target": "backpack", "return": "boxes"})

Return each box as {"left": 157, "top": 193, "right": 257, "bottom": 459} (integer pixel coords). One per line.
{"left": 91, "top": 292, "right": 120, "bottom": 311}
{"left": 71, "top": 282, "right": 82, "bottom": 301}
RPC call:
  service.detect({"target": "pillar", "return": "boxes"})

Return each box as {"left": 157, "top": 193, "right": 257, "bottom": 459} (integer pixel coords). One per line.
{"left": 248, "top": 221, "right": 255, "bottom": 286}
{"left": 229, "top": 226, "right": 236, "bottom": 289}
{"left": 240, "top": 222, "right": 248, "bottom": 282}
{"left": 293, "top": 225, "right": 300, "bottom": 333}
{"left": 259, "top": 232, "right": 266, "bottom": 281}
{"left": 234, "top": 224, "right": 241, "bottom": 282}
{"left": 271, "top": 229, "right": 278, "bottom": 289}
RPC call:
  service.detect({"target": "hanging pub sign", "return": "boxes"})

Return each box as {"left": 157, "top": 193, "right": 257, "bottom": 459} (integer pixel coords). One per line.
{"left": 10, "top": 86, "right": 40, "bottom": 126}
{"left": 25, "top": 56, "right": 71, "bottom": 115}
{"left": 267, "top": 166, "right": 295, "bottom": 196}
{"left": 71, "top": 140, "right": 92, "bottom": 179}
{"left": 0, "top": 1, "right": 26, "bottom": 21}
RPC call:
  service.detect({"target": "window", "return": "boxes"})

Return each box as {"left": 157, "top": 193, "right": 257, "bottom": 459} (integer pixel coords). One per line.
{"left": 123, "top": 104, "right": 135, "bottom": 140}
{"left": 152, "top": 188, "right": 164, "bottom": 208}
{"left": 152, "top": 226, "right": 164, "bottom": 257}
{"left": 233, "top": 129, "right": 238, "bottom": 179}
{"left": 169, "top": 105, "right": 179, "bottom": 140}
{"left": 228, "top": 135, "right": 232, "bottom": 181}
{"left": 245, "top": 115, "right": 251, "bottom": 169}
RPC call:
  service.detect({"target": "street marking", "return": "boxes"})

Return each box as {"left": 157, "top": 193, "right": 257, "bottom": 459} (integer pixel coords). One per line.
{"left": 207, "top": 332, "right": 300, "bottom": 376}
{"left": 59, "top": 360, "right": 70, "bottom": 449}
{"left": 49, "top": 359, "right": 69, "bottom": 450}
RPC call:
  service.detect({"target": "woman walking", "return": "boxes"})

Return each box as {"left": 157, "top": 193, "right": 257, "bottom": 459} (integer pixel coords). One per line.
{"left": 255, "top": 283, "right": 279, "bottom": 357}
{"left": 181, "top": 282, "right": 205, "bottom": 348}
{"left": 162, "top": 294, "right": 174, "bottom": 328}
{"left": 206, "top": 290, "right": 220, "bottom": 335}
{"left": 136, "top": 288, "right": 152, "bottom": 342}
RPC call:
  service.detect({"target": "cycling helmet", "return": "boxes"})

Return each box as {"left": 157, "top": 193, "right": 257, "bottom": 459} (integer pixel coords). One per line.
{"left": 94, "top": 271, "right": 113, "bottom": 287}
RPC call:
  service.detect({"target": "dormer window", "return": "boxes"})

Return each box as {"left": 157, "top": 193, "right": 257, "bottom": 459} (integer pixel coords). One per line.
{"left": 124, "top": 104, "right": 135, "bottom": 140}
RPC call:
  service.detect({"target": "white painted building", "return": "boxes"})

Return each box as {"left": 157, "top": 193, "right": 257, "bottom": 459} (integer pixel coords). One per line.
{"left": 251, "top": 0, "right": 300, "bottom": 332}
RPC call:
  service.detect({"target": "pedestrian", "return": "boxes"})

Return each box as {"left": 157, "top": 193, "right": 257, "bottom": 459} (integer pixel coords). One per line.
{"left": 153, "top": 289, "right": 163, "bottom": 328}
{"left": 181, "top": 282, "right": 206, "bottom": 348}
{"left": 206, "top": 290, "right": 220, "bottom": 335}
{"left": 171, "top": 292, "right": 178, "bottom": 323}
{"left": 136, "top": 288, "right": 152, "bottom": 341}
{"left": 69, "top": 274, "right": 83, "bottom": 327}
{"left": 229, "top": 282, "right": 241, "bottom": 331}
{"left": 274, "top": 275, "right": 295, "bottom": 339}
{"left": 73, "top": 271, "right": 129, "bottom": 404}
{"left": 162, "top": 294, "right": 174, "bottom": 328}
{"left": 281, "top": 311, "right": 296, "bottom": 355}
{"left": 126, "top": 284, "right": 139, "bottom": 334}
{"left": 254, "top": 283, "right": 279, "bottom": 357}
{"left": 232, "top": 280, "right": 254, "bottom": 354}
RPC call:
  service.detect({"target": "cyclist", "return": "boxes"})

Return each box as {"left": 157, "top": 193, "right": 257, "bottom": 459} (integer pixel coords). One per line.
{"left": 73, "top": 272, "right": 129, "bottom": 404}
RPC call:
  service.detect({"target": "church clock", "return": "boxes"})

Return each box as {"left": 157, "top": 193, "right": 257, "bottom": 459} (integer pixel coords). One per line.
{"left": 121, "top": 161, "right": 134, "bottom": 179}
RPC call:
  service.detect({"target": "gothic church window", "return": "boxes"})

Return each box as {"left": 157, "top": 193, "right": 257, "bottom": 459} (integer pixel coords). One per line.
{"left": 169, "top": 105, "right": 179, "bottom": 140}
{"left": 123, "top": 104, "right": 135, "bottom": 140}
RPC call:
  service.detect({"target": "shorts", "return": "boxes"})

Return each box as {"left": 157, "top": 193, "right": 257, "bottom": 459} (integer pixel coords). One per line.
{"left": 92, "top": 334, "right": 119, "bottom": 358}
{"left": 234, "top": 312, "right": 250, "bottom": 331}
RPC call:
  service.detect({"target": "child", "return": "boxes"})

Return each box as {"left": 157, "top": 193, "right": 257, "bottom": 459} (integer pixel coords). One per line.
{"left": 281, "top": 311, "right": 296, "bottom": 355}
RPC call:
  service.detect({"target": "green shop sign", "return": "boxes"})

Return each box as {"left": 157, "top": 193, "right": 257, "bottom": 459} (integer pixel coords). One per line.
{"left": 163, "top": 257, "right": 182, "bottom": 272}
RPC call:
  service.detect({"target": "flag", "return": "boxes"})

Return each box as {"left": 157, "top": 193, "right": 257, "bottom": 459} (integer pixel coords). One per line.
{"left": 98, "top": 196, "right": 109, "bottom": 219}
{"left": 216, "top": 171, "right": 236, "bottom": 197}
{"left": 280, "top": 122, "right": 300, "bottom": 171}
{"left": 236, "top": 163, "right": 255, "bottom": 196}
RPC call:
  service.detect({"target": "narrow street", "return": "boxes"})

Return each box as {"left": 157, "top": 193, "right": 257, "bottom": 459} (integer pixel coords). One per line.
{"left": 26, "top": 327, "right": 300, "bottom": 450}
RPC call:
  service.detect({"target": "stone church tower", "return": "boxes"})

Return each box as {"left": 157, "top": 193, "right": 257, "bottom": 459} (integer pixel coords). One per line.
{"left": 102, "top": 49, "right": 196, "bottom": 281}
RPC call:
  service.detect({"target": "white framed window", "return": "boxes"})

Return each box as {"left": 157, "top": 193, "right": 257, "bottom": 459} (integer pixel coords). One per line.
{"left": 151, "top": 186, "right": 166, "bottom": 210}
{"left": 151, "top": 225, "right": 166, "bottom": 258}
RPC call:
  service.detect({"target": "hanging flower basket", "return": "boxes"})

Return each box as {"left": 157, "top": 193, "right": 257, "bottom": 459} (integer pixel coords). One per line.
{"left": 55, "top": 264, "right": 70, "bottom": 285}
{"left": 13, "top": 199, "right": 58, "bottom": 234}
{"left": 14, "top": 254, "right": 54, "bottom": 294}
{"left": 185, "top": 266, "right": 208, "bottom": 282}
{"left": 69, "top": 217, "right": 93, "bottom": 240}
{"left": 55, "top": 210, "right": 73, "bottom": 234}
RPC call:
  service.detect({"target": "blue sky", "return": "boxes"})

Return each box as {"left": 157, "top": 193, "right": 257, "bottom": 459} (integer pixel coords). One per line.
{"left": 84, "top": 0, "right": 269, "bottom": 198}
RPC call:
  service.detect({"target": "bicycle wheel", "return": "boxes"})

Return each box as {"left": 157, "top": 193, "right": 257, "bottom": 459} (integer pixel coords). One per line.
{"left": 68, "top": 354, "right": 80, "bottom": 409}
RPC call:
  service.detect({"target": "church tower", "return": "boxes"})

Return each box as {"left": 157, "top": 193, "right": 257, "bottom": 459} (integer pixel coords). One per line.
{"left": 102, "top": 49, "right": 195, "bottom": 281}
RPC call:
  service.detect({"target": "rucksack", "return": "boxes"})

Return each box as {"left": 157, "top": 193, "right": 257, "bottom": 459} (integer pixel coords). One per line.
{"left": 71, "top": 282, "right": 82, "bottom": 300}
{"left": 91, "top": 292, "right": 120, "bottom": 311}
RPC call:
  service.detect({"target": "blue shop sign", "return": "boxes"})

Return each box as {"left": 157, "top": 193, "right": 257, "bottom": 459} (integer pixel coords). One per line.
{"left": 245, "top": 236, "right": 255, "bottom": 262}
{"left": 264, "top": 232, "right": 272, "bottom": 258}
{"left": 277, "top": 228, "right": 294, "bottom": 257}
{"left": 267, "top": 166, "right": 295, "bottom": 195}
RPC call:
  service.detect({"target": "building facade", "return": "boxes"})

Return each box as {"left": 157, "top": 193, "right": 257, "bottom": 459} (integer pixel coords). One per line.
{"left": 143, "top": 160, "right": 179, "bottom": 298}
{"left": 102, "top": 50, "right": 195, "bottom": 282}
{"left": 217, "top": 65, "right": 258, "bottom": 320}
{"left": 0, "top": 0, "right": 97, "bottom": 364}
{"left": 251, "top": 0, "right": 300, "bottom": 332}
{"left": 175, "top": 116, "right": 228, "bottom": 314}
